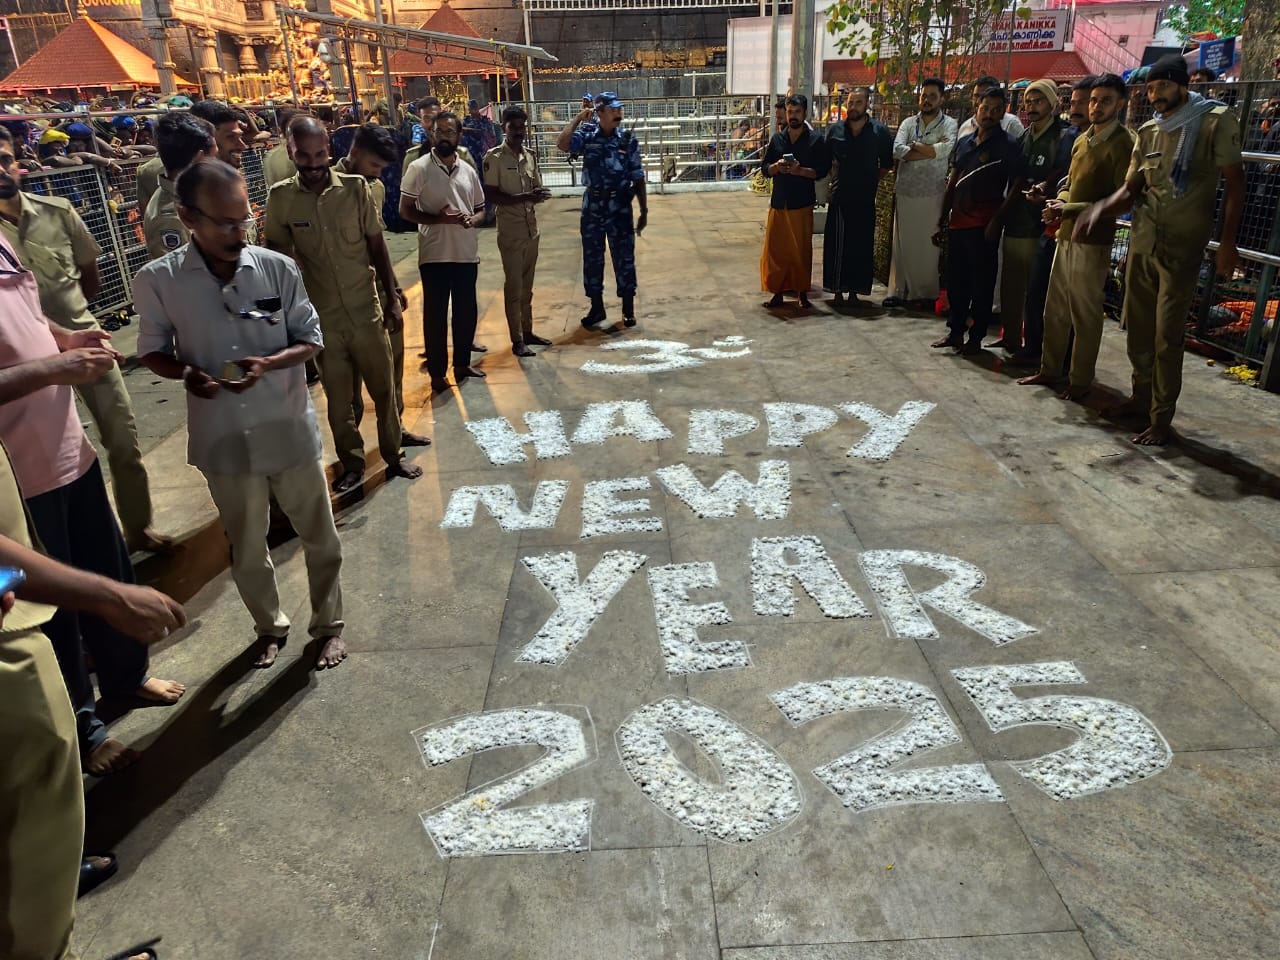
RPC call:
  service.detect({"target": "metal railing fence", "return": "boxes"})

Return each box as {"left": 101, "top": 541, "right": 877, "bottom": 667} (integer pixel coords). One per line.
{"left": 15, "top": 83, "right": 1280, "bottom": 391}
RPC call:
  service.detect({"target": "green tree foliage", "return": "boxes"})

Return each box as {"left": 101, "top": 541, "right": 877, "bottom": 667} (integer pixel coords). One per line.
{"left": 1162, "top": 0, "right": 1245, "bottom": 43}
{"left": 825, "top": 0, "right": 1021, "bottom": 106}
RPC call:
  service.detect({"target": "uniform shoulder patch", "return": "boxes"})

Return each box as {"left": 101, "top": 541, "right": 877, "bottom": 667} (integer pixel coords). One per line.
{"left": 161, "top": 230, "right": 182, "bottom": 251}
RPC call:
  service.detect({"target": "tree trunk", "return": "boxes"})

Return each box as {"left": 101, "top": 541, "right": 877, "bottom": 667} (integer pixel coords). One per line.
{"left": 1242, "top": 3, "right": 1280, "bottom": 81}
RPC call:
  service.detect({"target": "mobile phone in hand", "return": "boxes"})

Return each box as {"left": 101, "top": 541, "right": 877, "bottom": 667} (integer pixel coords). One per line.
{"left": 0, "top": 566, "right": 26, "bottom": 594}
{"left": 782, "top": 153, "right": 795, "bottom": 163}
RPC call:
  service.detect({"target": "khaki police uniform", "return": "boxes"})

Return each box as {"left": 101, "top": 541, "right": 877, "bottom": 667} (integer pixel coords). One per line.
{"left": 135, "top": 153, "right": 164, "bottom": 216}
{"left": 1123, "top": 106, "right": 1242, "bottom": 427}
{"left": 262, "top": 141, "right": 296, "bottom": 188}
{"left": 0, "top": 192, "right": 157, "bottom": 542}
{"left": 143, "top": 174, "right": 188, "bottom": 260}
{"left": 264, "top": 169, "right": 405, "bottom": 476}
{"left": 0, "top": 442, "right": 81, "bottom": 960}
{"left": 1039, "top": 119, "right": 1136, "bottom": 390}
{"left": 336, "top": 155, "right": 405, "bottom": 416}
{"left": 483, "top": 140, "right": 543, "bottom": 345}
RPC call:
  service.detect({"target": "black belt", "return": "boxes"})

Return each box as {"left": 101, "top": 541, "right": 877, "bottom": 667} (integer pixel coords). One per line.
{"left": 586, "top": 188, "right": 631, "bottom": 198}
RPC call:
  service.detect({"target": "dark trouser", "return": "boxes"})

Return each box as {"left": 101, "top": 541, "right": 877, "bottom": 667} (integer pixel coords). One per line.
{"left": 581, "top": 193, "right": 637, "bottom": 297}
{"left": 947, "top": 226, "right": 1000, "bottom": 343}
{"left": 420, "top": 261, "right": 479, "bottom": 380}
{"left": 1022, "top": 233, "right": 1057, "bottom": 355}
{"left": 26, "top": 461, "right": 145, "bottom": 755}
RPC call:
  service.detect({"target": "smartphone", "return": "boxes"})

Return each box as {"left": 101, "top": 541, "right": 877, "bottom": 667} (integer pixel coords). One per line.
{"left": 782, "top": 153, "right": 795, "bottom": 163}
{"left": 0, "top": 566, "right": 26, "bottom": 594}
{"left": 221, "top": 361, "right": 246, "bottom": 381}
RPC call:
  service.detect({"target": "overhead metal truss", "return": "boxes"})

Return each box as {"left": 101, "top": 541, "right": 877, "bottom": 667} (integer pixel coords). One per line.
{"left": 521, "top": 0, "right": 762, "bottom": 11}
{"left": 279, "top": 8, "right": 558, "bottom": 66}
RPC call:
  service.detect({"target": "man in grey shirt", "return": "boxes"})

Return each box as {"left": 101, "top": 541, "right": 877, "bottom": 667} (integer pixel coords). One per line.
{"left": 133, "top": 159, "right": 347, "bottom": 671}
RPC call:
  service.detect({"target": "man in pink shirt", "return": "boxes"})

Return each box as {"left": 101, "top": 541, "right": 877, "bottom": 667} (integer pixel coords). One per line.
{"left": 0, "top": 232, "right": 185, "bottom": 776}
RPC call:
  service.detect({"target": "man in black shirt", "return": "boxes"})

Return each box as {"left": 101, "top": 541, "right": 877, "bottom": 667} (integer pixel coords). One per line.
{"left": 823, "top": 86, "right": 894, "bottom": 306}
{"left": 761, "top": 94, "right": 830, "bottom": 310}
{"left": 931, "top": 85, "right": 1020, "bottom": 353}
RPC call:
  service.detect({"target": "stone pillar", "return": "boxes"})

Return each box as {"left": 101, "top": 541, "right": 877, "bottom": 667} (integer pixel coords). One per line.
{"left": 790, "top": 0, "right": 816, "bottom": 102}
{"left": 193, "top": 28, "right": 226, "bottom": 98}
{"left": 140, "top": 0, "right": 177, "bottom": 95}
{"left": 146, "top": 25, "right": 177, "bottom": 95}
{"left": 237, "top": 37, "right": 259, "bottom": 73}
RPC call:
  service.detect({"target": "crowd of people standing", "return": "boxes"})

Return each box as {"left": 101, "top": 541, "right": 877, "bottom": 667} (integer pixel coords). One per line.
{"left": 0, "top": 57, "right": 1255, "bottom": 957}
{"left": 759, "top": 53, "right": 1245, "bottom": 447}
{"left": 0, "top": 83, "right": 658, "bottom": 959}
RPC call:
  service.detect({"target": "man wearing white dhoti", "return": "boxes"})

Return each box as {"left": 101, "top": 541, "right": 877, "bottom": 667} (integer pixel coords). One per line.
{"left": 884, "top": 79, "right": 958, "bottom": 309}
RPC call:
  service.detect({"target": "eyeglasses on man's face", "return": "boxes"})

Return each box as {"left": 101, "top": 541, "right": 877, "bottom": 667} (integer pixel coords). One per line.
{"left": 189, "top": 206, "right": 254, "bottom": 233}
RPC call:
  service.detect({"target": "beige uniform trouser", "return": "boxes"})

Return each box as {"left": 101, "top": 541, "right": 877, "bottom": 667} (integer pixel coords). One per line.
{"left": 999, "top": 234, "right": 1040, "bottom": 348}
{"left": 61, "top": 312, "right": 152, "bottom": 539}
{"left": 1, "top": 628, "right": 83, "bottom": 960}
{"left": 353, "top": 312, "right": 405, "bottom": 418}
{"left": 1122, "top": 251, "right": 1200, "bottom": 427}
{"left": 204, "top": 459, "right": 344, "bottom": 641}
{"left": 497, "top": 232, "right": 540, "bottom": 344}
{"left": 317, "top": 321, "right": 404, "bottom": 474}
{"left": 1039, "top": 239, "right": 1111, "bottom": 389}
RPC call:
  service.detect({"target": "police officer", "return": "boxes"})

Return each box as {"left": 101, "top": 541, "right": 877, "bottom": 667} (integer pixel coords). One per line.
{"left": 145, "top": 112, "right": 216, "bottom": 260}
{"left": 556, "top": 91, "right": 647, "bottom": 328}
{"left": 264, "top": 117, "right": 428, "bottom": 493}
{"left": 336, "top": 123, "right": 410, "bottom": 419}
{"left": 483, "top": 105, "right": 553, "bottom": 356}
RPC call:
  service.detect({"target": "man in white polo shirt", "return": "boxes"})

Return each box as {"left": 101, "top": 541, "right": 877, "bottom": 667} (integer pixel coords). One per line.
{"left": 399, "top": 110, "right": 487, "bottom": 393}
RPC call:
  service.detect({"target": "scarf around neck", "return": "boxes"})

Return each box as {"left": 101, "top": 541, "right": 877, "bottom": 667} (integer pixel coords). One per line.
{"left": 1154, "top": 90, "right": 1223, "bottom": 198}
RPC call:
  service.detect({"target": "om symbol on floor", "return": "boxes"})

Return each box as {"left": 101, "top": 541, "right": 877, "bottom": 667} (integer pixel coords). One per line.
{"left": 579, "top": 336, "right": 753, "bottom": 375}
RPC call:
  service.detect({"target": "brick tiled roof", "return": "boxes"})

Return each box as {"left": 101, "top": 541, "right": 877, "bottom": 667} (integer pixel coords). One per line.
{"left": 386, "top": 1, "right": 515, "bottom": 79}
{"left": 825, "top": 51, "right": 1093, "bottom": 86}
{"left": 0, "top": 17, "right": 194, "bottom": 93}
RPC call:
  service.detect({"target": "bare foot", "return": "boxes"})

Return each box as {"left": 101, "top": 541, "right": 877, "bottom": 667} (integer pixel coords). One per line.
{"left": 1017, "top": 372, "right": 1058, "bottom": 386}
{"left": 1132, "top": 425, "right": 1171, "bottom": 446}
{"left": 254, "top": 635, "right": 285, "bottom": 668}
{"left": 1058, "top": 385, "right": 1090, "bottom": 402}
{"left": 83, "top": 738, "right": 140, "bottom": 776}
{"left": 332, "top": 469, "right": 362, "bottom": 493}
{"left": 401, "top": 431, "right": 432, "bottom": 447}
{"left": 126, "top": 527, "right": 176, "bottom": 554}
{"left": 316, "top": 635, "right": 348, "bottom": 670}
{"left": 388, "top": 461, "right": 423, "bottom": 480}
{"left": 135, "top": 677, "right": 186, "bottom": 704}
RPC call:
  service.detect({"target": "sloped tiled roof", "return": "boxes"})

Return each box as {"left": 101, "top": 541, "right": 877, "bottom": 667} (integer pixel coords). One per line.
{"left": 0, "top": 17, "right": 194, "bottom": 92}
{"left": 825, "top": 51, "right": 1093, "bottom": 86}
{"left": 386, "top": 1, "right": 515, "bottom": 79}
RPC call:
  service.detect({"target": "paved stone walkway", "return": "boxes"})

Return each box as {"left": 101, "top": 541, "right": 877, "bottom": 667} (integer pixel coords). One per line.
{"left": 75, "top": 193, "right": 1279, "bottom": 960}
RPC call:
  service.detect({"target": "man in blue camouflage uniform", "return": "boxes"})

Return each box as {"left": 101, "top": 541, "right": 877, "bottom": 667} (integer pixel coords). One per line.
{"left": 557, "top": 91, "right": 647, "bottom": 328}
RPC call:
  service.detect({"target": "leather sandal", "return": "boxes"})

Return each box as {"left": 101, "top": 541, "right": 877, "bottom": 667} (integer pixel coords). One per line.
{"left": 103, "top": 936, "right": 161, "bottom": 960}
{"left": 78, "top": 853, "right": 118, "bottom": 898}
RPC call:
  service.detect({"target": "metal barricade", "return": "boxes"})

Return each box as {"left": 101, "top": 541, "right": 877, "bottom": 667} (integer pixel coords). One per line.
{"left": 19, "top": 162, "right": 134, "bottom": 318}
{"left": 18, "top": 148, "right": 271, "bottom": 322}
